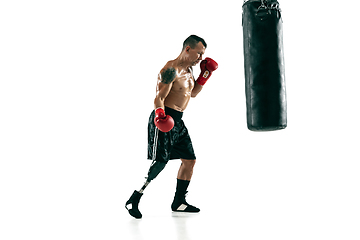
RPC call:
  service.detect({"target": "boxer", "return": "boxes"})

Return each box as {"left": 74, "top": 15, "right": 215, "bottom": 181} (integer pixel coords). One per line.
{"left": 125, "top": 35, "right": 218, "bottom": 219}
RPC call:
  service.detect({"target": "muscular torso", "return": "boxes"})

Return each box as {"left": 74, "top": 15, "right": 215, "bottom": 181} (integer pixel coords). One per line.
{"left": 156, "top": 61, "right": 195, "bottom": 112}
{"left": 163, "top": 68, "right": 194, "bottom": 111}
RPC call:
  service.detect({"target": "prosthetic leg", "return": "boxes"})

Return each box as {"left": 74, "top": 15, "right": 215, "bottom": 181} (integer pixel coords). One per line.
{"left": 125, "top": 161, "right": 168, "bottom": 219}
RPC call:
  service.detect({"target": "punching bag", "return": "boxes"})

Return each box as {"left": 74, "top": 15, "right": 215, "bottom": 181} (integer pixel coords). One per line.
{"left": 242, "top": 0, "right": 287, "bottom": 131}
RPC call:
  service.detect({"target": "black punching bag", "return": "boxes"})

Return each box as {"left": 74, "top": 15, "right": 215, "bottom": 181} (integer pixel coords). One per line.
{"left": 242, "top": 0, "right": 287, "bottom": 131}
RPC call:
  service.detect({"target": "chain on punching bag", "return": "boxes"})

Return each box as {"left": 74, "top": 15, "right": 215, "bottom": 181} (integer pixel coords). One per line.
{"left": 242, "top": 0, "right": 287, "bottom": 131}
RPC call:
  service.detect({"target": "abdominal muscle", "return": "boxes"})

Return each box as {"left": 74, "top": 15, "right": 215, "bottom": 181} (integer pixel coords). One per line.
{"left": 164, "top": 90, "right": 191, "bottom": 112}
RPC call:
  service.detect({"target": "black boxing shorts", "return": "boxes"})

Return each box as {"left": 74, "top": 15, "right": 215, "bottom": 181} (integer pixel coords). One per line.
{"left": 147, "top": 106, "right": 196, "bottom": 162}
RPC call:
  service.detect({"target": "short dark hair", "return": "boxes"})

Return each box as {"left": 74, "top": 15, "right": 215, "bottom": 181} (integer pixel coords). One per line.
{"left": 182, "top": 35, "right": 207, "bottom": 51}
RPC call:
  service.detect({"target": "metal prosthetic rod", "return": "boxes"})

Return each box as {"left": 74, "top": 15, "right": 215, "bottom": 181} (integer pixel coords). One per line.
{"left": 139, "top": 161, "right": 168, "bottom": 193}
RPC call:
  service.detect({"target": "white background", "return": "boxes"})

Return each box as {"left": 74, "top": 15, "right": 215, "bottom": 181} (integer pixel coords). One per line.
{"left": 1, "top": 1, "right": 360, "bottom": 239}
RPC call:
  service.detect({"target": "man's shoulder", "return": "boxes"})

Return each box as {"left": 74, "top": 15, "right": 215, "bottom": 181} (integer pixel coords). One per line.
{"left": 158, "top": 60, "right": 181, "bottom": 84}
{"left": 160, "top": 67, "right": 177, "bottom": 84}
{"left": 161, "top": 60, "right": 176, "bottom": 71}
{"left": 156, "top": 60, "right": 176, "bottom": 84}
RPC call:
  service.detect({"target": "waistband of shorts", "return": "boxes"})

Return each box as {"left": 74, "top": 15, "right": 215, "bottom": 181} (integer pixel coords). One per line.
{"left": 165, "top": 106, "right": 183, "bottom": 122}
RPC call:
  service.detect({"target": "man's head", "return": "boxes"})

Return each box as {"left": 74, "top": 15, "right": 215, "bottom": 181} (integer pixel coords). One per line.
{"left": 182, "top": 35, "right": 207, "bottom": 66}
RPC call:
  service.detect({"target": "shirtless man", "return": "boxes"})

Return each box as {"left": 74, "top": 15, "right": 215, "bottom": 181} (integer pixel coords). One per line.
{"left": 125, "top": 35, "right": 218, "bottom": 219}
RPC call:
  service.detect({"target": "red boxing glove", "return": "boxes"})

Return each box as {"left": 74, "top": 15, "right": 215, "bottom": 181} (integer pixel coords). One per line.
{"left": 154, "top": 108, "right": 174, "bottom": 132}
{"left": 196, "top": 57, "right": 218, "bottom": 86}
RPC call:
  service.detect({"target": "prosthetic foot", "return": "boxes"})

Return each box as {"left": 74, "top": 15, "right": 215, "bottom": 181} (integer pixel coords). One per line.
{"left": 125, "top": 190, "right": 143, "bottom": 219}
{"left": 171, "top": 191, "right": 200, "bottom": 213}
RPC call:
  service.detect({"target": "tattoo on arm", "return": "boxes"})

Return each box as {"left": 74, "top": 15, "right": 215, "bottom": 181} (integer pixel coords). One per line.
{"left": 161, "top": 68, "right": 176, "bottom": 84}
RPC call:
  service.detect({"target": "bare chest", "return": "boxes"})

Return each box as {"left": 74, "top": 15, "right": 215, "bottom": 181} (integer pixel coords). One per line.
{"left": 172, "top": 72, "right": 194, "bottom": 92}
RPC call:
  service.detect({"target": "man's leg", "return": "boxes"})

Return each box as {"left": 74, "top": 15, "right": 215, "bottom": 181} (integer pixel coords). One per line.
{"left": 177, "top": 159, "right": 196, "bottom": 181}
{"left": 172, "top": 159, "right": 200, "bottom": 212}
{"left": 126, "top": 108, "right": 175, "bottom": 219}
{"left": 125, "top": 160, "right": 168, "bottom": 219}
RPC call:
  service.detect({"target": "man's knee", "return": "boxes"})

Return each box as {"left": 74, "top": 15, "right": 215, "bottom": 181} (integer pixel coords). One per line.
{"left": 181, "top": 159, "right": 196, "bottom": 168}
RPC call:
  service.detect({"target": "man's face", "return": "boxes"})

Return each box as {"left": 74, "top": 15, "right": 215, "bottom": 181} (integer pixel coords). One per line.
{"left": 187, "top": 42, "right": 206, "bottom": 66}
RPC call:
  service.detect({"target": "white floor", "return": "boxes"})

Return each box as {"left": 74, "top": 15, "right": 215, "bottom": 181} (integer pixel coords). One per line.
{"left": 119, "top": 159, "right": 360, "bottom": 240}
{"left": 122, "top": 186, "right": 360, "bottom": 240}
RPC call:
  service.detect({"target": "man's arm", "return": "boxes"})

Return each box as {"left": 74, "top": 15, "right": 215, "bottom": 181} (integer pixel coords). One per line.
{"left": 190, "top": 66, "right": 202, "bottom": 98}
{"left": 154, "top": 67, "right": 176, "bottom": 109}
{"left": 191, "top": 81, "right": 203, "bottom": 98}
